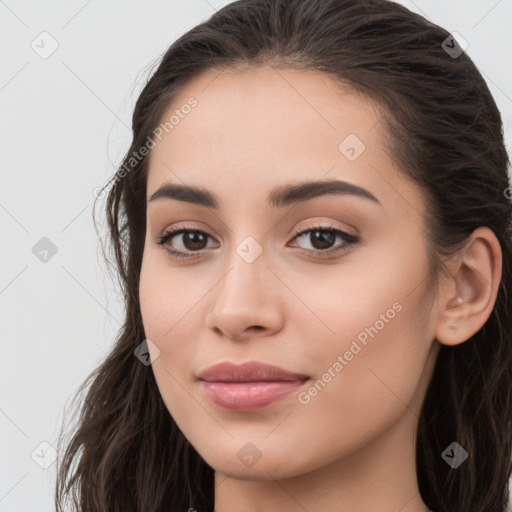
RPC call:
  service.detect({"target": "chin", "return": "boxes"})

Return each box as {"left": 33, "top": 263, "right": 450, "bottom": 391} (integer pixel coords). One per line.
{"left": 199, "top": 442, "right": 311, "bottom": 481}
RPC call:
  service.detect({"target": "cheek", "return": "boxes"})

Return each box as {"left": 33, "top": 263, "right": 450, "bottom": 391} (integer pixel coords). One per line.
{"left": 303, "top": 304, "right": 421, "bottom": 406}
{"left": 139, "top": 253, "right": 206, "bottom": 428}
{"left": 284, "top": 298, "right": 432, "bottom": 474}
{"left": 139, "top": 250, "right": 202, "bottom": 342}
{"left": 293, "top": 249, "right": 433, "bottom": 428}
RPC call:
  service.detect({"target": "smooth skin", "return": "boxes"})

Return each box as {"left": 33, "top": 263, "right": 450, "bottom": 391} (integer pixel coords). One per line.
{"left": 139, "top": 65, "right": 502, "bottom": 512}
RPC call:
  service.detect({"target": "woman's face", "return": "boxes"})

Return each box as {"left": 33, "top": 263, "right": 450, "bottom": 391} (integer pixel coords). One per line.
{"left": 139, "top": 66, "right": 441, "bottom": 480}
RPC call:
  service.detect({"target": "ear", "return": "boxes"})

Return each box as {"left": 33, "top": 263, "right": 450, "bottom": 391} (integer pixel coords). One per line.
{"left": 435, "top": 227, "right": 502, "bottom": 346}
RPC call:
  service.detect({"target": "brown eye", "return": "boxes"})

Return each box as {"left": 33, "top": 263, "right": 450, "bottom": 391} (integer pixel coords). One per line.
{"left": 155, "top": 228, "right": 218, "bottom": 259}
{"left": 303, "top": 230, "right": 336, "bottom": 250}
{"left": 179, "top": 231, "right": 209, "bottom": 251}
{"left": 290, "top": 225, "right": 358, "bottom": 255}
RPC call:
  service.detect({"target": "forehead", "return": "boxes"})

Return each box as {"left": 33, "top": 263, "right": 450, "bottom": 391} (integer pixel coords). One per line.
{"left": 146, "top": 65, "right": 422, "bottom": 217}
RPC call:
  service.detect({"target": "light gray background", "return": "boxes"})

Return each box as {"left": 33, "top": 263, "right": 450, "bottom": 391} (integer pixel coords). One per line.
{"left": 1, "top": 1, "right": 511, "bottom": 510}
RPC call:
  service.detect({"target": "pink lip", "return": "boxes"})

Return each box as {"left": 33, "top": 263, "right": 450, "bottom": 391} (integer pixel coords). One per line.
{"left": 197, "top": 361, "right": 309, "bottom": 411}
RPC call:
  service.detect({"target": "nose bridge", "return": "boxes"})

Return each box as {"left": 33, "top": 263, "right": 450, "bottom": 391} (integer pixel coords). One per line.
{"left": 205, "top": 230, "right": 283, "bottom": 338}
{"left": 217, "top": 232, "right": 269, "bottom": 305}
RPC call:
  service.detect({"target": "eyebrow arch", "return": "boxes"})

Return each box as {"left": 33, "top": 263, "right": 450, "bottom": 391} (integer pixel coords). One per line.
{"left": 148, "top": 179, "right": 381, "bottom": 208}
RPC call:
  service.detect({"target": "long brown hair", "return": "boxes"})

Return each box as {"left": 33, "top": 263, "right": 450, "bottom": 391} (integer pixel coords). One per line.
{"left": 55, "top": 1, "right": 512, "bottom": 510}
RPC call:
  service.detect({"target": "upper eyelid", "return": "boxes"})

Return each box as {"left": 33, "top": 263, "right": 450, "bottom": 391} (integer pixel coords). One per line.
{"left": 294, "top": 222, "right": 350, "bottom": 235}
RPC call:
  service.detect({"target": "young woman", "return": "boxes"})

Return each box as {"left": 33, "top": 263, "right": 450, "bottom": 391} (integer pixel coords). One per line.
{"left": 55, "top": 1, "right": 512, "bottom": 511}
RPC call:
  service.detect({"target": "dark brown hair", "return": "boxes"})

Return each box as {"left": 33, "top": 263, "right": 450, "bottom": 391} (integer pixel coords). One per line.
{"left": 55, "top": 1, "right": 512, "bottom": 511}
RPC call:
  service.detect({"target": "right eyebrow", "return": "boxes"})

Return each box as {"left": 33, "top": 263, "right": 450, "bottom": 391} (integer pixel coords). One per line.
{"left": 148, "top": 182, "right": 218, "bottom": 208}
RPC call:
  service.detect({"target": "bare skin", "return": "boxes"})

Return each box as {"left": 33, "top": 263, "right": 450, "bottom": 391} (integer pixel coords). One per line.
{"left": 138, "top": 65, "right": 502, "bottom": 512}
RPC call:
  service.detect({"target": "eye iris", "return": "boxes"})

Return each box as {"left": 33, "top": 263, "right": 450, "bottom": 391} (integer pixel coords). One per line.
{"left": 310, "top": 230, "right": 335, "bottom": 249}
{"left": 183, "top": 231, "right": 207, "bottom": 250}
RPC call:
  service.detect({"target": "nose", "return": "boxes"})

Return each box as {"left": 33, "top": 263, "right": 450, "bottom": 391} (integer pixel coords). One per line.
{"left": 204, "top": 242, "right": 284, "bottom": 342}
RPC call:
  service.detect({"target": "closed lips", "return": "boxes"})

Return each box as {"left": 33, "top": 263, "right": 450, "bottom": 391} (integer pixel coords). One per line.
{"left": 198, "top": 361, "right": 310, "bottom": 411}
{"left": 197, "top": 361, "right": 310, "bottom": 382}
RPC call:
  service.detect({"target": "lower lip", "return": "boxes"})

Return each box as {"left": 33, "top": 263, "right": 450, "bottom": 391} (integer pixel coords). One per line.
{"left": 200, "top": 380, "right": 308, "bottom": 411}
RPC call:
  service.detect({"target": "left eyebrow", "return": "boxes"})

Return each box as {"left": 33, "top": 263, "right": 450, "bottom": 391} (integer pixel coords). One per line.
{"left": 269, "top": 179, "right": 381, "bottom": 208}
{"left": 148, "top": 179, "right": 382, "bottom": 208}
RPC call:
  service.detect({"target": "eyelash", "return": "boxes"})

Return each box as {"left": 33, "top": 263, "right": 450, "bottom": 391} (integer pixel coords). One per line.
{"left": 153, "top": 222, "right": 360, "bottom": 260}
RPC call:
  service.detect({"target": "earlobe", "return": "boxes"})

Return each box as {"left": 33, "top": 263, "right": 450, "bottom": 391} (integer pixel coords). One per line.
{"left": 435, "top": 227, "right": 502, "bottom": 347}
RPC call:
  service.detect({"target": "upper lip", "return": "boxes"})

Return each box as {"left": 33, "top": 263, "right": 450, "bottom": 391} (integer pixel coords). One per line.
{"left": 197, "top": 361, "right": 309, "bottom": 382}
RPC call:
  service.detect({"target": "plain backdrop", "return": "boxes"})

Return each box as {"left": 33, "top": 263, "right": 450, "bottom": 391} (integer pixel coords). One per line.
{"left": 1, "top": 1, "right": 511, "bottom": 510}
